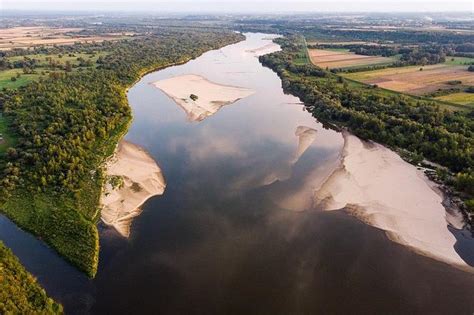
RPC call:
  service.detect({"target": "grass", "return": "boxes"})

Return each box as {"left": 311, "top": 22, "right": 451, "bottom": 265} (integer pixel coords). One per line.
{"left": 435, "top": 92, "right": 474, "bottom": 107}
{"left": 341, "top": 61, "right": 474, "bottom": 110}
{"left": 308, "top": 48, "right": 396, "bottom": 70}
{"left": 443, "top": 56, "right": 474, "bottom": 66}
{"left": 0, "top": 51, "right": 109, "bottom": 90}
{"left": 7, "top": 52, "right": 108, "bottom": 68}
{"left": 0, "top": 69, "right": 42, "bottom": 89}
{"left": 0, "top": 114, "right": 130, "bottom": 277}
{"left": 293, "top": 37, "right": 310, "bottom": 65}
{"left": 0, "top": 241, "right": 63, "bottom": 314}
{"left": 0, "top": 115, "right": 17, "bottom": 154}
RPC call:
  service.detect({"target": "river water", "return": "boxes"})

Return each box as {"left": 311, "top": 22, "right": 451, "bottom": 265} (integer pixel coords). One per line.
{"left": 1, "top": 33, "right": 474, "bottom": 314}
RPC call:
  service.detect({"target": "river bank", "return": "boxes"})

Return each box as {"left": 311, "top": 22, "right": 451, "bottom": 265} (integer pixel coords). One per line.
{"left": 100, "top": 141, "right": 166, "bottom": 237}
{"left": 315, "top": 132, "right": 473, "bottom": 271}
{"left": 1, "top": 33, "right": 473, "bottom": 314}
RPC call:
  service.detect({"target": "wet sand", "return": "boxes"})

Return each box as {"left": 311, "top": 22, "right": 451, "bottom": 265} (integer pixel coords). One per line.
{"left": 315, "top": 133, "right": 473, "bottom": 271}
{"left": 101, "top": 141, "right": 166, "bottom": 237}
{"left": 246, "top": 42, "right": 281, "bottom": 56}
{"left": 152, "top": 74, "right": 254, "bottom": 121}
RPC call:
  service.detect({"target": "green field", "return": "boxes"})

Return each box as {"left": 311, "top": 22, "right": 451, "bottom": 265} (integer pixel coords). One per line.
{"left": 435, "top": 92, "right": 474, "bottom": 107}
{"left": 0, "top": 115, "right": 16, "bottom": 154}
{"left": 293, "top": 37, "right": 310, "bottom": 65}
{"left": 7, "top": 52, "right": 108, "bottom": 66}
{"left": 0, "top": 69, "right": 42, "bottom": 89}
{"left": 443, "top": 56, "right": 474, "bottom": 66}
{"left": 0, "top": 52, "right": 108, "bottom": 90}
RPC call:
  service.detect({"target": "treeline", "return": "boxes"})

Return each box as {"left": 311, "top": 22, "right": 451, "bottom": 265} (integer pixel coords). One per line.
{"left": 0, "top": 29, "right": 244, "bottom": 277}
{"left": 303, "top": 28, "right": 474, "bottom": 45}
{"left": 260, "top": 37, "right": 474, "bottom": 209}
{"left": 310, "top": 43, "right": 454, "bottom": 66}
{"left": 0, "top": 241, "right": 63, "bottom": 314}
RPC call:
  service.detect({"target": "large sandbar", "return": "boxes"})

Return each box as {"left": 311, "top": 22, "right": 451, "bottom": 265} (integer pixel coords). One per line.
{"left": 315, "top": 133, "right": 472, "bottom": 271}
{"left": 101, "top": 140, "right": 166, "bottom": 237}
{"left": 152, "top": 74, "right": 254, "bottom": 121}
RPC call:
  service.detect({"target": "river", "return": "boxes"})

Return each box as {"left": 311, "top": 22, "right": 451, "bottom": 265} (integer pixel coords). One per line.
{"left": 1, "top": 33, "right": 474, "bottom": 314}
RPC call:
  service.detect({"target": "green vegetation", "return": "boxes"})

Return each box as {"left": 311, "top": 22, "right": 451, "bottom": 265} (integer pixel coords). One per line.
{"left": 292, "top": 37, "right": 310, "bottom": 65}
{"left": 0, "top": 29, "right": 244, "bottom": 277}
{"left": 0, "top": 51, "right": 110, "bottom": 90}
{"left": 0, "top": 115, "right": 16, "bottom": 154}
{"left": 444, "top": 56, "right": 474, "bottom": 66}
{"left": 0, "top": 69, "right": 42, "bottom": 89}
{"left": 0, "top": 241, "right": 63, "bottom": 314}
{"left": 435, "top": 92, "right": 474, "bottom": 107}
{"left": 260, "top": 36, "right": 474, "bottom": 213}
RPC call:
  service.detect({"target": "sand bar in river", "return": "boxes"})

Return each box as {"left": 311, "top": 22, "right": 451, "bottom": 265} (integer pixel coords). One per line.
{"left": 152, "top": 74, "right": 254, "bottom": 121}
{"left": 101, "top": 141, "right": 166, "bottom": 237}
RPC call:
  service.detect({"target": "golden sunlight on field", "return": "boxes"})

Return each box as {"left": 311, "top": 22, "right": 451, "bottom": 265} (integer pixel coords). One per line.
{"left": 0, "top": 26, "right": 131, "bottom": 50}
{"left": 308, "top": 48, "right": 393, "bottom": 69}
{"left": 344, "top": 64, "right": 474, "bottom": 95}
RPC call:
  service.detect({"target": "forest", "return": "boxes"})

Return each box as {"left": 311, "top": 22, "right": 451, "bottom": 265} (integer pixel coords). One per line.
{"left": 0, "top": 28, "right": 244, "bottom": 277}
{"left": 0, "top": 241, "right": 63, "bottom": 313}
{"left": 260, "top": 36, "right": 474, "bottom": 213}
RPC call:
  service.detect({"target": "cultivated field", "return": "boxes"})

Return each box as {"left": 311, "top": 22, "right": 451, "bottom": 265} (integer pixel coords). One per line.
{"left": 308, "top": 48, "right": 394, "bottom": 69}
{"left": 344, "top": 64, "right": 474, "bottom": 96}
{"left": 307, "top": 41, "right": 378, "bottom": 46}
{"left": 435, "top": 92, "right": 474, "bottom": 108}
{"left": 0, "top": 26, "right": 130, "bottom": 50}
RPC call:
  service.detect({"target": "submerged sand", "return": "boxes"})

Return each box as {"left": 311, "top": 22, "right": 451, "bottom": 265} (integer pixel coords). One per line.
{"left": 246, "top": 42, "right": 281, "bottom": 56}
{"left": 152, "top": 74, "right": 254, "bottom": 121}
{"left": 260, "top": 126, "right": 317, "bottom": 187}
{"left": 314, "top": 133, "right": 472, "bottom": 271}
{"left": 291, "top": 126, "right": 317, "bottom": 164}
{"left": 101, "top": 141, "right": 166, "bottom": 237}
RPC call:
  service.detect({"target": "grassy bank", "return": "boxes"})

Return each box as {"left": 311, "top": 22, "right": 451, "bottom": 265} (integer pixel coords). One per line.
{"left": 0, "top": 30, "right": 245, "bottom": 278}
{"left": 0, "top": 241, "right": 63, "bottom": 314}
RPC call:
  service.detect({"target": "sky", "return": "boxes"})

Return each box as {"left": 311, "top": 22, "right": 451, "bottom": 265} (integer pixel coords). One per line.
{"left": 1, "top": 0, "right": 473, "bottom": 13}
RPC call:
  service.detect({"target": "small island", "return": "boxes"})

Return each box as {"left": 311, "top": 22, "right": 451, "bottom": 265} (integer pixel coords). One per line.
{"left": 152, "top": 74, "right": 255, "bottom": 121}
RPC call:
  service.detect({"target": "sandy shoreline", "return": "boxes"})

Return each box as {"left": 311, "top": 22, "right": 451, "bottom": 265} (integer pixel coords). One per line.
{"left": 246, "top": 42, "right": 281, "bottom": 56}
{"left": 101, "top": 140, "right": 166, "bottom": 237}
{"left": 314, "top": 132, "right": 473, "bottom": 271}
{"left": 152, "top": 74, "right": 254, "bottom": 122}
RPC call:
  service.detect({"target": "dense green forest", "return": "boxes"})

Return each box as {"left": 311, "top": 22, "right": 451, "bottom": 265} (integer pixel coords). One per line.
{"left": 260, "top": 36, "right": 474, "bottom": 213}
{"left": 0, "top": 241, "right": 63, "bottom": 314}
{"left": 0, "top": 29, "right": 244, "bottom": 277}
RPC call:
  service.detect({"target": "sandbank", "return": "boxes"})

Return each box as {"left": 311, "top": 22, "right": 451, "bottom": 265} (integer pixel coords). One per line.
{"left": 152, "top": 74, "right": 254, "bottom": 121}
{"left": 246, "top": 43, "right": 281, "bottom": 56}
{"left": 314, "top": 133, "right": 473, "bottom": 271}
{"left": 101, "top": 140, "right": 166, "bottom": 237}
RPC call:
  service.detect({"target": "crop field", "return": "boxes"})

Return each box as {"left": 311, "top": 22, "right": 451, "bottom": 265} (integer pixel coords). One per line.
{"left": 435, "top": 92, "right": 474, "bottom": 108}
{"left": 307, "top": 40, "right": 378, "bottom": 46}
{"left": 0, "top": 26, "right": 130, "bottom": 50}
{"left": 308, "top": 48, "right": 394, "bottom": 69}
{"left": 343, "top": 63, "right": 474, "bottom": 96}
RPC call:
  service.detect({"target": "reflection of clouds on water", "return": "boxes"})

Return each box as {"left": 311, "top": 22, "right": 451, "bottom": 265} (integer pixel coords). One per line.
{"left": 291, "top": 126, "right": 317, "bottom": 164}
{"left": 166, "top": 126, "right": 247, "bottom": 162}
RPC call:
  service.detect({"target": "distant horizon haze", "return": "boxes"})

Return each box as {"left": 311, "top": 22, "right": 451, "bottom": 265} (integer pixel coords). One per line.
{"left": 1, "top": 0, "right": 473, "bottom": 13}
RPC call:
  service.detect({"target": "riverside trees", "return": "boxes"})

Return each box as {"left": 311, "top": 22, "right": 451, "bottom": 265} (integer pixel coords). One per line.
{"left": 260, "top": 37, "right": 474, "bottom": 211}
{"left": 0, "top": 28, "right": 244, "bottom": 277}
